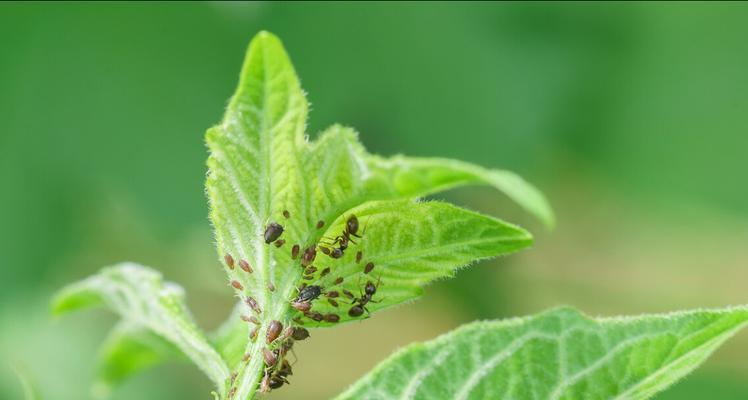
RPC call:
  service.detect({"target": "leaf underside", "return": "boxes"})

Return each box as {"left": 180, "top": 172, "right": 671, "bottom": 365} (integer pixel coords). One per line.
{"left": 337, "top": 306, "right": 748, "bottom": 400}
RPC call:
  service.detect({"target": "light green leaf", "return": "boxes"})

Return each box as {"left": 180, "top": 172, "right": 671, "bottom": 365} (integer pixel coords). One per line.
{"left": 204, "top": 31, "right": 548, "bottom": 398}
{"left": 298, "top": 199, "right": 532, "bottom": 326}
{"left": 93, "top": 322, "right": 181, "bottom": 397}
{"left": 367, "top": 155, "right": 555, "bottom": 229}
{"left": 337, "top": 306, "right": 748, "bottom": 400}
{"left": 51, "top": 263, "right": 230, "bottom": 394}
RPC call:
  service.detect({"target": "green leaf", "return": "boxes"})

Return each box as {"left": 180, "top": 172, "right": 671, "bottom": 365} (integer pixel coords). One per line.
{"left": 297, "top": 199, "right": 532, "bottom": 326}
{"left": 204, "top": 31, "right": 549, "bottom": 398}
{"left": 51, "top": 263, "right": 230, "bottom": 394}
{"left": 337, "top": 306, "right": 748, "bottom": 400}
{"left": 367, "top": 155, "right": 555, "bottom": 229}
{"left": 93, "top": 322, "right": 182, "bottom": 397}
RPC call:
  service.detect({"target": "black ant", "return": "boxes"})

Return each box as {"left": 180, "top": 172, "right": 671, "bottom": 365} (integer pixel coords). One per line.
{"left": 348, "top": 277, "right": 381, "bottom": 318}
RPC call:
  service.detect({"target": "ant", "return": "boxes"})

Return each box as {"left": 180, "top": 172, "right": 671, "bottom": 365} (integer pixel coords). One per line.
{"left": 320, "top": 215, "right": 366, "bottom": 259}
{"left": 348, "top": 277, "right": 381, "bottom": 317}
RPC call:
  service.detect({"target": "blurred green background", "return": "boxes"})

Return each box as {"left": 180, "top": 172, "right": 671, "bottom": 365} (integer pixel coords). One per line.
{"left": 2, "top": 2, "right": 748, "bottom": 399}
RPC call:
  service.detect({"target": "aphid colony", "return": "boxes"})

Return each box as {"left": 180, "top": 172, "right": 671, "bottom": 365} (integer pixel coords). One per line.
{"left": 223, "top": 211, "right": 381, "bottom": 394}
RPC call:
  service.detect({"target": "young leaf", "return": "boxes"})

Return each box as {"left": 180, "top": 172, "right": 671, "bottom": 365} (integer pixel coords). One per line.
{"left": 51, "top": 263, "right": 230, "bottom": 394}
{"left": 297, "top": 199, "right": 532, "bottom": 326}
{"left": 366, "top": 155, "right": 555, "bottom": 229}
{"left": 205, "top": 31, "right": 549, "bottom": 398}
{"left": 94, "top": 322, "right": 182, "bottom": 396}
{"left": 337, "top": 306, "right": 748, "bottom": 400}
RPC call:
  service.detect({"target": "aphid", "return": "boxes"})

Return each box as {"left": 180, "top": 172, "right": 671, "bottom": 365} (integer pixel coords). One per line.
{"left": 250, "top": 326, "right": 259, "bottom": 341}
{"left": 231, "top": 371, "right": 238, "bottom": 383}
{"left": 292, "top": 316, "right": 305, "bottom": 325}
{"left": 249, "top": 315, "right": 260, "bottom": 325}
{"left": 319, "top": 246, "right": 331, "bottom": 255}
{"left": 356, "top": 251, "right": 363, "bottom": 263}
{"left": 291, "top": 244, "right": 300, "bottom": 260}
{"left": 291, "top": 300, "right": 311, "bottom": 312}
{"left": 239, "top": 259, "right": 252, "bottom": 273}
{"left": 274, "top": 239, "right": 286, "bottom": 248}
{"left": 302, "top": 275, "right": 314, "bottom": 280}
{"left": 304, "top": 266, "right": 317, "bottom": 275}
{"left": 246, "top": 296, "right": 262, "bottom": 314}
{"left": 320, "top": 267, "right": 330, "bottom": 277}
{"left": 266, "top": 320, "right": 283, "bottom": 344}
{"left": 316, "top": 220, "right": 325, "bottom": 229}
{"left": 263, "top": 348, "right": 278, "bottom": 367}
{"left": 240, "top": 314, "right": 252, "bottom": 323}
{"left": 296, "top": 285, "right": 322, "bottom": 303}
{"left": 231, "top": 280, "right": 244, "bottom": 290}
{"left": 283, "top": 326, "right": 295, "bottom": 340}
{"left": 334, "top": 277, "right": 344, "bottom": 285}
{"left": 260, "top": 372, "right": 271, "bottom": 393}
{"left": 225, "top": 254, "right": 235, "bottom": 269}
{"left": 305, "top": 311, "right": 324, "bottom": 322}
{"left": 328, "top": 298, "right": 339, "bottom": 307}
{"left": 242, "top": 353, "right": 251, "bottom": 362}
{"left": 342, "top": 289, "right": 355, "bottom": 299}
{"left": 348, "top": 305, "right": 364, "bottom": 317}
{"left": 283, "top": 210, "right": 290, "bottom": 219}
{"left": 301, "top": 247, "right": 317, "bottom": 267}
{"left": 267, "top": 282, "right": 276, "bottom": 292}
{"left": 229, "top": 386, "right": 237, "bottom": 398}
{"left": 324, "top": 313, "right": 340, "bottom": 323}
{"left": 364, "top": 262, "right": 375, "bottom": 274}
{"left": 291, "top": 327, "right": 310, "bottom": 341}
{"left": 326, "top": 291, "right": 339, "bottom": 298}
{"left": 264, "top": 222, "right": 284, "bottom": 244}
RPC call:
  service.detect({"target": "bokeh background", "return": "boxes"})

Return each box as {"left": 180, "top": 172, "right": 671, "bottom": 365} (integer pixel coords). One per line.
{"left": 2, "top": 2, "right": 748, "bottom": 399}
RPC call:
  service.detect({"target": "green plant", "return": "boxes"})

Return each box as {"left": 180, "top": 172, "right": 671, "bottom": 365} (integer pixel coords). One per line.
{"left": 51, "top": 32, "right": 748, "bottom": 399}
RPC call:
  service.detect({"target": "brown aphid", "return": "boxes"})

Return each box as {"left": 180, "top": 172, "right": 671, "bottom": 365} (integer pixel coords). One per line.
{"left": 293, "top": 316, "right": 305, "bottom": 325}
{"left": 266, "top": 320, "right": 283, "bottom": 344}
{"left": 319, "top": 246, "right": 331, "bottom": 256}
{"left": 291, "top": 301, "right": 311, "bottom": 312}
{"left": 263, "top": 348, "right": 278, "bottom": 367}
{"left": 320, "top": 267, "right": 330, "bottom": 277}
{"left": 250, "top": 326, "right": 259, "bottom": 341}
{"left": 324, "top": 313, "right": 340, "bottom": 323}
{"left": 291, "top": 244, "right": 300, "bottom": 260}
{"left": 334, "top": 277, "right": 344, "bottom": 285}
{"left": 304, "top": 266, "right": 317, "bottom": 275}
{"left": 328, "top": 298, "right": 339, "bottom": 307}
{"left": 225, "top": 254, "right": 235, "bottom": 269}
{"left": 342, "top": 289, "right": 355, "bottom": 299}
{"left": 246, "top": 296, "right": 262, "bottom": 314}
{"left": 267, "top": 282, "right": 276, "bottom": 292}
{"left": 356, "top": 251, "right": 363, "bottom": 263}
{"left": 305, "top": 311, "right": 324, "bottom": 322}
{"left": 303, "top": 274, "right": 314, "bottom": 280}
{"left": 231, "top": 371, "right": 238, "bottom": 384}
{"left": 240, "top": 314, "right": 252, "bottom": 323}
{"left": 283, "top": 210, "right": 290, "bottom": 219}
{"left": 242, "top": 353, "right": 251, "bottom": 362}
{"left": 260, "top": 372, "right": 271, "bottom": 393}
{"left": 249, "top": 315, "right": 260, "bottom": 325}
{"left": 348, "top": 305, "right": 364, "bottom": 317}
{"left": 301, "top": 247, "right": 316, "bottom": 267}
{"left": 326, "top": 291, "right": 339, "bottom": 298}
{"left": 283, "top": 326, "right": 295, "bottom": 340}
{"left": 291, "top": 327, "right": 310, "bottom": 341}
{"left": 364, "top": 262, "right": 375, "bottom": 274}
{"left": 274, "top": 239, "right": 286, "bottom": 248}
{"left": 231, "top": 280, "right": 244, "bottom": 290}
{"left": 239, "top": 259, "right": 252, "bottom": 273}
{"left": 316, "top": 220, "right": 325, "bottom": 229}
{"left": 264, "top": 222, "right": 284, "bottom": 244}
{"left": 229, "top": 386, "right": 237, "bottom": 398}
